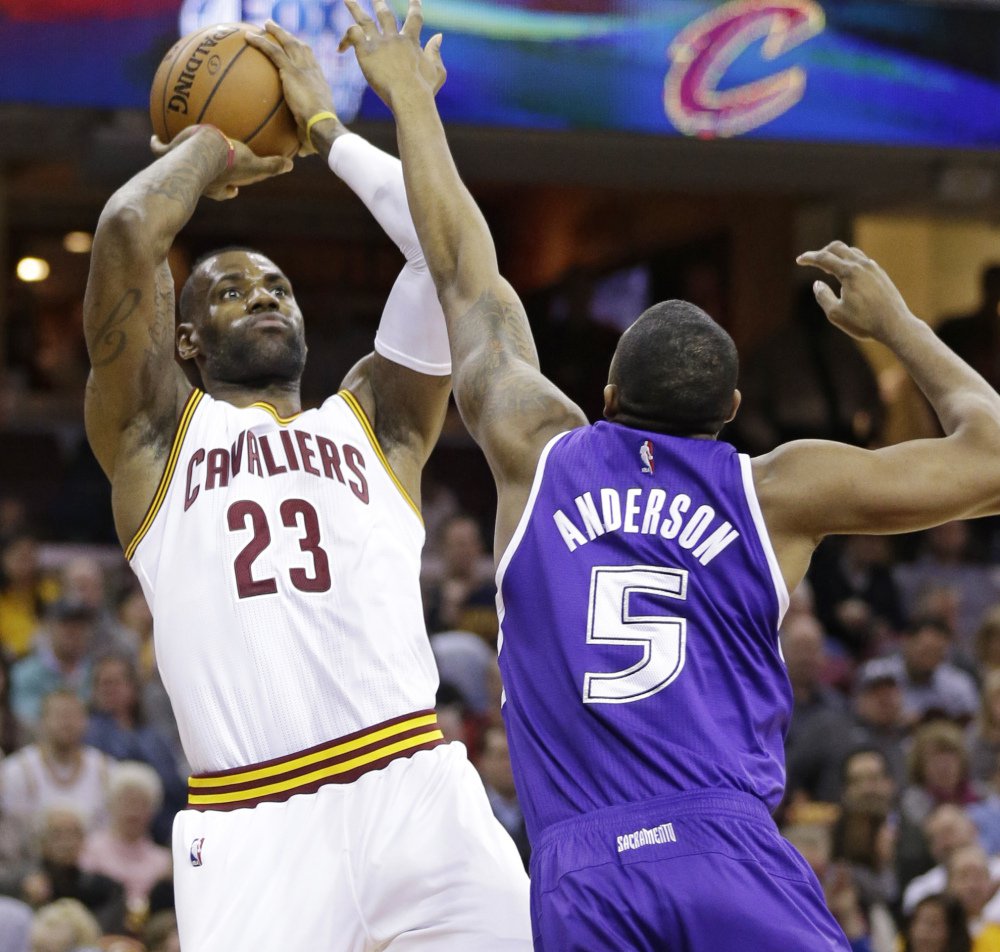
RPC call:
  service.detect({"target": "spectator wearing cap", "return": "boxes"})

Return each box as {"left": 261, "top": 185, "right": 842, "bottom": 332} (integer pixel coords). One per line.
{"left": 10, "top": 598, "right": 96, "bottom": 727}
{"left": 59, "top": 557, "right": 137, "bottom": 660}
{"left": 869, "top": 617, "right": 979, "bottom": 727}
{"left": 852, "top": 661, "right": 909, "bottom": 788}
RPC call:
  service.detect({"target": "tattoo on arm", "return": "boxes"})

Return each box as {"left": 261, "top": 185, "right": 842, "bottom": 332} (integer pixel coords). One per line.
{"left": 90, "top": 289, "right": 142, "bottom": 368}
{"left": 149, "top": 263, "right": 175, "bottom": 353}
{"left": 456, "top": 291, "right": 540, "bottom": 420}
{"left": 468, "top": 291, "right": 537, "bottom": 364}
{"left": 146, "top": 147, "right": 218, "bottom": 207}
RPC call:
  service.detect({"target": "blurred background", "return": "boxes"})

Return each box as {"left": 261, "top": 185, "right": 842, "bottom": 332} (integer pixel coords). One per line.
{"left": 4, "top": 1, "right": 1000, "bottom": 949}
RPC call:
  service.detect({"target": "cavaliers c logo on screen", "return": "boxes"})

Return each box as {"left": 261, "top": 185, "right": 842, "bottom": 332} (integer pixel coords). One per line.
{"left": 664, "top": 0, "right": 826, "bottom": 139}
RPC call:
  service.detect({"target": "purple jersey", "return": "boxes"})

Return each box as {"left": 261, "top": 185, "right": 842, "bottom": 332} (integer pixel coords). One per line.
{"left": 497, "top": 421, "right": 791, "bottom": 842}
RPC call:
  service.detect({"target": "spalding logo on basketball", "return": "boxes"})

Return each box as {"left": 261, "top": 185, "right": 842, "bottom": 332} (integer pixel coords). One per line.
{"left": 149, "top": 22, "right": 300, "bottom": 157}
{"left": 178, "top": 0, "right": 374, "bottom": 123}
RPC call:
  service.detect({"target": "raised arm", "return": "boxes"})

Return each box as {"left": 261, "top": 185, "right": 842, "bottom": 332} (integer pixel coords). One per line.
{"left": 84, "top": 126, "right": 291, "bottom": 547}
{"left": 247, "top": 20, "right": 455, "bottom": 509}
{"left": 755, "top": 242, "right": 1000, "bottom": 591}
{"left": 340, "top": 0, "right": 586, "bottom": 552}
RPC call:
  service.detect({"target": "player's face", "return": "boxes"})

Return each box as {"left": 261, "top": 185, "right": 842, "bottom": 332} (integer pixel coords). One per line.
{"left": 194, "top": 251, "right": 307, "bottom": 386}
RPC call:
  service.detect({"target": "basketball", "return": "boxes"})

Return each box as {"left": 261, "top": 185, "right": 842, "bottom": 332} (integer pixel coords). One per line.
{"left": 149, "top": 23, "right": 299, "bottom": 158}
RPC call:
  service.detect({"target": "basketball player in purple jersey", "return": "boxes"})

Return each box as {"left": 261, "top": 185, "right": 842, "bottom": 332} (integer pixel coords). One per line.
{"left": 343, "top": 2, "right": 1000, "bottom": 949}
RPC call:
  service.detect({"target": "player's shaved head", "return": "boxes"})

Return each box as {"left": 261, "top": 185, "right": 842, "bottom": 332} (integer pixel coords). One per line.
{"left": 607, "top": 300, "right": 739, "bottom": 436}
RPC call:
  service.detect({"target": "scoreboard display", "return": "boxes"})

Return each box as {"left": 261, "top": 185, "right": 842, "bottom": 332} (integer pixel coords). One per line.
{"left": 3, "top": 0, "right": 1000, "bottom": 148}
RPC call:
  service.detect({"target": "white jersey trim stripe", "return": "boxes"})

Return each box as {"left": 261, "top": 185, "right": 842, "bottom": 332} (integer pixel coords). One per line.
{"left": 738, "top": 454, "right": 790, "bottom": 625}
{"left": 337, "top": 389, "right": 422, "bottom": 525}
{"left": 125, "top": 387, "right": 204, "bottom": 561}
{"left": 495, "top": 429, "right": 573, "bottom": 612}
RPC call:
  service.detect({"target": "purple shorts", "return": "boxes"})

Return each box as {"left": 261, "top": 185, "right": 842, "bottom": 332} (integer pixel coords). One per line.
{"left": 529, "top": 790, "right": 850, "bottom": 952}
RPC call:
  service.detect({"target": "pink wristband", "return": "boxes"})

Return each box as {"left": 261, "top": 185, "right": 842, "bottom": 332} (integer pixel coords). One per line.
{"left": 196, "top": 124, "right": 235, "bottom": 169}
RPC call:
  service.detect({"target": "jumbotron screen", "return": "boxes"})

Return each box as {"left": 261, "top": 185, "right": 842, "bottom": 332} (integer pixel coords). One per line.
{"left": 3, "top": 0, "right": 1000, "bottom": 147}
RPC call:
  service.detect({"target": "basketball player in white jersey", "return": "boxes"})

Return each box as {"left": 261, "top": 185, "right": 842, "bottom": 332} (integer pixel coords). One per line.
{"left": 83, "top": 27, "right": 530, "bottom": 952}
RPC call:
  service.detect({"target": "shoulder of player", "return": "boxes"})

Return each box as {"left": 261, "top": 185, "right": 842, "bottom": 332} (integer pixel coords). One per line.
{"left": 749, "top": 438, "right": 865, "bottom": 493}
{"left": 747, "top": 439, "right": 847, "bottom": 539}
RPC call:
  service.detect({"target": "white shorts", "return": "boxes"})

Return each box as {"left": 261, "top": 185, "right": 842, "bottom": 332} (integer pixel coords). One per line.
{"left": 173, "top": 742, "right": 531, "bottom": 951}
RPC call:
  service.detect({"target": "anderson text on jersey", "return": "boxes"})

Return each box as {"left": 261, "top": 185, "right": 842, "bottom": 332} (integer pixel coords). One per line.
{"left": 552, "top": 486, "right": 739, "bottom": 565}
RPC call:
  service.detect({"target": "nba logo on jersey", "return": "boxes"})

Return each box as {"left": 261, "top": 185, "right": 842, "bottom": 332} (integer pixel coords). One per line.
{"left": 640, "top": 440, "right": 654, "bottom": 475}
{"left": 190, "top": 837, "right": 205, "bottom": 867}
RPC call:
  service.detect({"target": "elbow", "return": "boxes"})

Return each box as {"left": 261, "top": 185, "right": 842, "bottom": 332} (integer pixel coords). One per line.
{"left": 95, "top": 199, "right": 157, "bottom": 262}
{"left": 961, "top": 398, "right": 1000, "bottom": 441}
{"left": 426, "top": 252, "right": 462, "bottom": 303}
{"left": 97, "top": 197, "right": 142, "bottom": 237}
{"left": 953, "top": 411, "right": 1000, "bottom": 492}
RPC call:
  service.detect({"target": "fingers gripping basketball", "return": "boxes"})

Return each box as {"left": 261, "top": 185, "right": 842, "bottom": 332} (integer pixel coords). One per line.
{"left": 150, "top": 24, "right": 299, "bottom": 158}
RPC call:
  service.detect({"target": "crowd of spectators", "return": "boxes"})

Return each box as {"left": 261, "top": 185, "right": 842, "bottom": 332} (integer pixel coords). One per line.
{"left": 0, "top": 512, "right": 183, "bottom": 950}
{"left": 776, "top": 518, "right": 1000, "bottom": 952}
{"left": 6, "top": 435, "right": 1000, "bottom": 950}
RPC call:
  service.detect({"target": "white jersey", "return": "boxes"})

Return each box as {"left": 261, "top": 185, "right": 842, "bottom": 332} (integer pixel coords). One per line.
{"left": 128, "top": 389, "right": 439, "bottom": 774}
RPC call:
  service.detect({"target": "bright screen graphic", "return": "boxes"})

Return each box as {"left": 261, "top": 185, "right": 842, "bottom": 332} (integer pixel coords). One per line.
{"left": 3, "top": 0, "right": 1000, "bottom": 147}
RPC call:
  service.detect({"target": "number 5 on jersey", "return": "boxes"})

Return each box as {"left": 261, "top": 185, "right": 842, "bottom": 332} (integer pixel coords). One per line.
{"left": 583, "top": 565, "right": 688, "bottom": 704}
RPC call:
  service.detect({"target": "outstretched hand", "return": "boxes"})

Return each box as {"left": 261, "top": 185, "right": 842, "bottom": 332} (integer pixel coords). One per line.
{"left": 339, "top": 0, "right": 445, "bottom": 109}
{"left": 797, "top": 241, "right": 913, "bottom": 342}
{"left": 245, "top": 22, "right": 344, "bottom": 156}
{"left": 151, "top": 125, "right": 293, "bottom": 200}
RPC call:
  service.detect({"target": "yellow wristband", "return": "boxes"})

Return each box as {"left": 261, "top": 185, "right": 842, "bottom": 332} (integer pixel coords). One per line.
{"left": 305, "top": 111, "right": 338, "bottom": 148}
